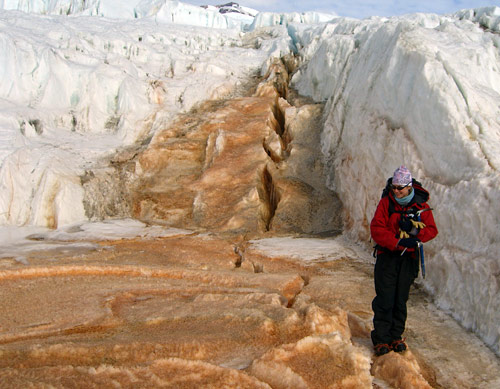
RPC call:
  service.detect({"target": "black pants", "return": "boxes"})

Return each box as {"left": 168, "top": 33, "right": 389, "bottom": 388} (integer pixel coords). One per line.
{"left": 371, "top": 250, "right": 418, "bottom": 346}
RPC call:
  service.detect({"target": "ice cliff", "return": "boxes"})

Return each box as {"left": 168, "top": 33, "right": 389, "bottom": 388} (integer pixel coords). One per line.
{"left": 291, "top": 6, "right": 500, "bottom": 355}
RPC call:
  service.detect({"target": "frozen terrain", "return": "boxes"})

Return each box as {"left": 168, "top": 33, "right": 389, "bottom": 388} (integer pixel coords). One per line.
{"left": 0, "top": 0, "right": 500, "bottom": 386}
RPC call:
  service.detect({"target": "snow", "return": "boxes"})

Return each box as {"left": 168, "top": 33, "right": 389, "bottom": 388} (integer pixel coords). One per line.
{"left": 0, "top": 0, "right": 500, "bottom": 359}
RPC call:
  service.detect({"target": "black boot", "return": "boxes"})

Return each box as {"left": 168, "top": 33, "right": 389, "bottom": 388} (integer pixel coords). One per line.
{"left": 391, "top": 339, "right": 407, "bottom": 352}
{"left": 374, "top": 343, "right": 391, "bottom": 356}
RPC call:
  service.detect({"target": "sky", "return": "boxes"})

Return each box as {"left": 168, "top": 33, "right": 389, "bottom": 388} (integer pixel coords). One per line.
{"left": 187, "top": 0, "right": 496, "bottom": 19}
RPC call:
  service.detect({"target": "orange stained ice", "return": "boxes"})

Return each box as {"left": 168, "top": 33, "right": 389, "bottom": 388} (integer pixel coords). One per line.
{"left": 1, "top": 232, "right": 498, "bottom": 388}
{"left": 1, "top": 57, "right": 499, "bottom": 388}
{"left": 0, "top": 234, "right": 376, "bottom": 388}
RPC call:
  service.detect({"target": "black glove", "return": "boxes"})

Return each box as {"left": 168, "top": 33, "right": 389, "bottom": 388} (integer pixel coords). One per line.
{"left": 398, "top": 237, "right": 420, "bottom": 248}
{"left": 399, "top": 217, "right": 413, "bottom": 232}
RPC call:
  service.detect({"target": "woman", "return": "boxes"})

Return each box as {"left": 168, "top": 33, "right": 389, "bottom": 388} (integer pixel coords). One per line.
{"left": 370, "top": 166, "right": 438, "bottom": 356}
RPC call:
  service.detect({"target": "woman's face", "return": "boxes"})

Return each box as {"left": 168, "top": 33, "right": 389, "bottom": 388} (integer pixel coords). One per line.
{"left": 392, "top": 184, "right": 412, "bottom": 199}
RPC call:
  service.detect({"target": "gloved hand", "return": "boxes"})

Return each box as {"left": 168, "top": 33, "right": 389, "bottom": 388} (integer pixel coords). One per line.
{"left": 398, "top": 237, "right": 420, "bottom": 248}
{"left": 399, "top": 217, "right": 413, "bottom": 232}
{"left": 411, "top": 220, "right": 426, "bottom": 229}
{"left": 399, "top": 231, "right": 410, "bottom": 239}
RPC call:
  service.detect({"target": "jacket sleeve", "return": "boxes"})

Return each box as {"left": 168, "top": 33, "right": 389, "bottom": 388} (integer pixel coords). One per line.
{"left": 416, "top": 206, "right": 438, "bottom": 243}
{"left": 370, "top": 197, "right": 400, "bottom": 251}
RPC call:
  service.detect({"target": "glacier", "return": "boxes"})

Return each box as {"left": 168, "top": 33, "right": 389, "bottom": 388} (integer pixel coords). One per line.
{"left": 0, "top": 0, "right": 499, "bottom": 359}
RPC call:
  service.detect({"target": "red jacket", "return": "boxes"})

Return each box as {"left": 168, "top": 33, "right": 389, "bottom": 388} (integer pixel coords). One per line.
{"left": 370, "top": 181, "right": 438, "bottom": 253}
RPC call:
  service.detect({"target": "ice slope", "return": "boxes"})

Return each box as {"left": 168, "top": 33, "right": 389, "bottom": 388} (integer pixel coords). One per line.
{"left": 0, "top": 8, "right": 295, "bottom": 226}
{"left": 291, "top": 7, "right": 500, "bottom": 354}
{"left": 0, "top": 0, "right": 330, "bottom": 229}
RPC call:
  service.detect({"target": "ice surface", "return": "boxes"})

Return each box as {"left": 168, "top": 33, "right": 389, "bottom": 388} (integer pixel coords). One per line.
{"left": 249, "top": 236, "right": 370, "bottom": 263}
{"left": 0, "top": 219, "right": 190, "bottom": 261}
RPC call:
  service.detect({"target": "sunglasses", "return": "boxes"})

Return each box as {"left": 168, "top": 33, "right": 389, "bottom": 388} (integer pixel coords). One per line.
{"left": 392, "top": 183, "right": 411, "bottom": 191}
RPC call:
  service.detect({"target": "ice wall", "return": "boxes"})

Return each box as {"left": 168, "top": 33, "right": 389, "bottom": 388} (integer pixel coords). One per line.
{"left": 0, "top": 0, "right": 136, "bottom": 17}
{"left": 0, "top": 0, "right": 252, "bottom": 28}
{"left": 249, "top": 11, "right": 337, "bottom": 31}
{"left": 0, "top": 9, "right": 279, "bottom": 227}
{"left": 291, "top": 8, "right": 500, "bottom": 355}
{"left": 134, "top": 0, "right": 244, "bottom": 29}
{"left": 0, "top": 0, "right": 337, "bottom": 31}
{"left": 0, "top": 1, "right": 312, "bottom": 227}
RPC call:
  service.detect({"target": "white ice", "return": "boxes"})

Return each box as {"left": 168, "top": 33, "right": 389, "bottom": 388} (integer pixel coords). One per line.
{"left": 0, "top": 0, "right": 499, "bottom": 357}
{"left": 0, "top": 219, "right": 191, "bottom": 263}
{"left": 249, "top": 236, "right": 371, "bottom": 263}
